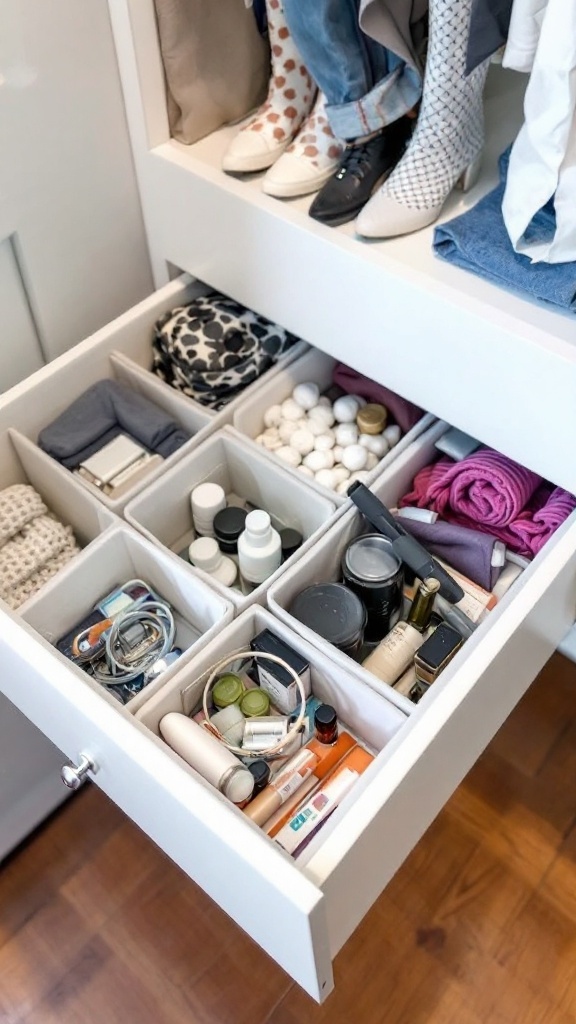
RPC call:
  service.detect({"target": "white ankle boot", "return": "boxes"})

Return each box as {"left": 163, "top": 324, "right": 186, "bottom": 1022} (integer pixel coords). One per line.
{"left": 222, "top": 0, "right": 316, "bottom": 174}
{"left": 356, "top": 0, "right": 490, "bottom": 239}
{"left": 262, "top": 94, "right": 344, "bottom": 198}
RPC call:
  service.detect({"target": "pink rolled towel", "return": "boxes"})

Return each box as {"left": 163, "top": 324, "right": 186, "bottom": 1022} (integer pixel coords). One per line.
{"left": 402, "top": 450, "right": 542, "bottom": 527}
{"left": 401, "top": 450, "right": 576, "bottom": 558}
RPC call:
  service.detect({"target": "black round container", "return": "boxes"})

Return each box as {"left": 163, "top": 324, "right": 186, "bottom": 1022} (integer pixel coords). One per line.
{"left": 288, "top": 582, "right": 366, "bottom": 659}
{"left": 341, "top": 533, "right": 403, "bottom": 643}
{"left": 213, "top": 506, "right": 248, "bottom": 554}
{"left": 247, "top": 759, "right": 271, "bottom": 795}
{"left": 280, "top": 527, "right": 303, "bottom": 561}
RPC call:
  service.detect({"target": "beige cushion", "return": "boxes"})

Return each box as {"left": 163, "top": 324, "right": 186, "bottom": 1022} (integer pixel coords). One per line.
{"left": 154, "top": 0, "right": 270, "bottom": 144}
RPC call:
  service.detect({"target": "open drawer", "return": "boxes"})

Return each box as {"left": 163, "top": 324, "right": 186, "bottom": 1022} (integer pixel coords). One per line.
{"left": 0, "top": 447, "right": 575, "bottom": 1001}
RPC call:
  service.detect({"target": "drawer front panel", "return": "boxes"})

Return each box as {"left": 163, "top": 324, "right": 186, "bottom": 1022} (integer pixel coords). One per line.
{"left": 306, "top": 512, "right": 576, "bottom": 957}
{"left": 0, "top": 614, "right": 333, "bottom": 1001}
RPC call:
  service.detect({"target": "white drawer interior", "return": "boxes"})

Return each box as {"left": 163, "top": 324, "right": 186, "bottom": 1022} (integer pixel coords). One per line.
{"left": 19, "top": 525, "right": 233, "bottom": 713}
{"left": 125, "top": 426, "right": 338, "bottom": 609}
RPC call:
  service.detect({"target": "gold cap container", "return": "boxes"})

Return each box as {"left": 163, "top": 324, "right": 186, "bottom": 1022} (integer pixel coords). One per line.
{"left": 407, "top": 577, "right": 440, "bottom": 632}
{"left": 356, "top": 403, "right": 388, "bottom": 434}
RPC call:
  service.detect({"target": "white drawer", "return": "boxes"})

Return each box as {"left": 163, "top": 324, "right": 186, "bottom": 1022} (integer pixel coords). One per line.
{"left": 1, "top": 282, "right": 575, "bottom": 1004}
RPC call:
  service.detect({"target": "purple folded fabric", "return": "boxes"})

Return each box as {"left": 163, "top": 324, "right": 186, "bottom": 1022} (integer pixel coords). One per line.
{"left": 332, "top": 363, "right": 425, "bottom": 434}
{"left": 400, "top": 449, "right": 576, "bottom": 558}
{"left": 393, "top": 516, "right": 501, "bottom": 591}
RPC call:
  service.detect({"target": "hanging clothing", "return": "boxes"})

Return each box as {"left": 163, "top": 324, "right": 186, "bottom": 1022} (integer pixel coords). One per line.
{"left": 283, "top": 0, "right": 422, "bottom": 139}
{"left": 502, "top": 0, "right": 576, "bottom": 264}
{"left": 466, "top": 0, "right": 514, "bottom": 72}
{"left": 358, "top": 0, "right": 428, "bottom": 73}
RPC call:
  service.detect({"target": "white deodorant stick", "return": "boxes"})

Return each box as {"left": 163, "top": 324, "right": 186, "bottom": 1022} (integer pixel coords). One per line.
{"left": 159, "top": 712, "right": 254, "bottom": 805}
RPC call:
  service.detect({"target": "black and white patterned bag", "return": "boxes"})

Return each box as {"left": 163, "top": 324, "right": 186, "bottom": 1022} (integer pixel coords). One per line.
{"left": 152, "top": 294, "right": 298, "bottom": 409}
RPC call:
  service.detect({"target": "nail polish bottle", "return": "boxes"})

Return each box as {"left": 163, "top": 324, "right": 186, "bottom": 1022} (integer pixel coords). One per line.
{"left": 361, "top": 577, "right": 440, "bottom": 686}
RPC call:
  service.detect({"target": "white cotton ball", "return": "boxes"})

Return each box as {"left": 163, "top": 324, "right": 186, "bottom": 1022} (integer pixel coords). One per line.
{"left": 361, "top": 434, "right": 390, "bottom": 457}
{"left": 332, "top": 444, "right": 344, "bottom": 463}
{"left": 292, "top": 382, "right": 320, "bottom": 411}
{"left": 332, "top": 465, "right": 351, "bottom": 486}
{"left": 281, "top": 398, "right": 306, "bottom": 422}
{"left": 263, "top": 404, "right": 283, "bottom": 428}
{"left": 255, "top": 434, "right": 265, "bottom": 445}
{"left": 335, "top": 422, "right": 359, "bottom": 447}
{"left": 276, "top": 446, "right": 302, "bottom": 467}
{"left": 348, "top": 470, "right": 370, "bottom": 485}
{"left": 278, "top": 419, "right": 300, "bottom": 443}
{"left": 365, "top": 452, "right": 379, "bottom": 470}
{"left": 317, "top": 395, "right": 332, "bottom": 407}
{"left": 383, "top": 424, "right": 402, "bottom": 448}
{"left": 290, "top": 427, "right": 315, "bottom": 456}
{"left": 341, "top": 445, "right": 368, "bottom": 472}
{"left": 297, "top": 464, "right": 314, "bottom": 478}
{"left": 336, "top": 478, "right": 352, "bottom": 495}
{"left": 314, "top": 469, "right": 337, "bottom": 490}
{"left": 308, "top": 404, "right": 335, "bottom": 428}
{"left": 261, "top": 428, "right": 283, "bottom": 451}
{"left": 349, "top": 393, "right": 367, "bottom": 408}
{"left": 305, "top": 416, "right": 329, "bottom": 437}
{"left": 314, "top": 431, "right": 335, "bottom": 452}
{"left": 303, "top": 449, "right": 335, "bottom": 472}
{"left": 333, "top": 395, "right": 360, "bottom": 423}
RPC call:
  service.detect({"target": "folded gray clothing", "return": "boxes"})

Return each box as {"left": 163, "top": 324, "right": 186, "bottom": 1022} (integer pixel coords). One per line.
{"left": 37, "top": 380, "right": 190, "bottom": 469}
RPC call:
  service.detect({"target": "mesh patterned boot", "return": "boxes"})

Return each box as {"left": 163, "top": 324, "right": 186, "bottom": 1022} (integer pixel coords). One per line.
{"left": 222, "top": 0, "right": 316, "bottom": 174}
{"left": 356, "top": 0, "right": 490, "bottom": 239}
{"left": 262, "top": 93, "right": 344, "bottom": 198}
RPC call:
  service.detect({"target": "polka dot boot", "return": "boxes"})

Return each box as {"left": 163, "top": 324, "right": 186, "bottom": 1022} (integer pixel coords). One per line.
{"left": 222, "top": 0, "right": 316, "bottom": 174}
{"left": 262, "top": 93, "right": 345, "bottom": 198}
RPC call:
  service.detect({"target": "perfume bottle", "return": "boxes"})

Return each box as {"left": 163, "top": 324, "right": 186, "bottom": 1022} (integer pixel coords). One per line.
{"left": 361, "top": 577, "right": 440, "bottom": 686}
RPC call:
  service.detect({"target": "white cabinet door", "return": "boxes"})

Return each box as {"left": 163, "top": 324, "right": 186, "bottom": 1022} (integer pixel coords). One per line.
{"left": 0, "top": 0, "right": 153, "bottom": 377}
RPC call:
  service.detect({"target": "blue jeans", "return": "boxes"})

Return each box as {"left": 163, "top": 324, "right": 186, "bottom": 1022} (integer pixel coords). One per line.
{"left": 282, "top": 0, "right": 422, "bottom": 140}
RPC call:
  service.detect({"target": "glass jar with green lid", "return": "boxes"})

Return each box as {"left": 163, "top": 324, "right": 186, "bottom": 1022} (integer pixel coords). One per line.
{"left": 212, "top": 672, "right": 245, "bottom": 709}
{"left": 240, "top": 688, "right": 271, "bottom": 718}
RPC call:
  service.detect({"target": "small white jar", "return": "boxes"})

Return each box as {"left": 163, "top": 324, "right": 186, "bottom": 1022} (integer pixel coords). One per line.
{"left": 188, "top": 536, "right": 238, "bottom": 587}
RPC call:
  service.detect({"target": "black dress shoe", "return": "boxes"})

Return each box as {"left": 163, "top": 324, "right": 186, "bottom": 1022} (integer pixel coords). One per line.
{"left": 308, "top": 117, "right": 413, "bottom": 228}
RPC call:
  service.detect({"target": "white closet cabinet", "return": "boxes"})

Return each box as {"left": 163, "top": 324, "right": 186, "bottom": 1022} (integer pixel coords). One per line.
{"left": 0, "top": 0, "right": 575, "bottom": 1004}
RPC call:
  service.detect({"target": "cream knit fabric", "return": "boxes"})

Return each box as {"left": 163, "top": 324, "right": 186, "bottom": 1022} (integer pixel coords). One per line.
{"left": 0, "top": 485, "right": 80, "bottom": 609}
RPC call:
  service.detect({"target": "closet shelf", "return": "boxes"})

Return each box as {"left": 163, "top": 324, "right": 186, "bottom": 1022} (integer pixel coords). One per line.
{"left": 136, "top": 64, "right": 576, "bottom": 494}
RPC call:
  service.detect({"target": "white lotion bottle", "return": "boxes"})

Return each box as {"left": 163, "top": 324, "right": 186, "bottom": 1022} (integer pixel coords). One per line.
{"left": 159, "top": 713, "right": 254, "bottom": 805}
{"left": 237, "top": 509, "right": 282, "bottom": 586}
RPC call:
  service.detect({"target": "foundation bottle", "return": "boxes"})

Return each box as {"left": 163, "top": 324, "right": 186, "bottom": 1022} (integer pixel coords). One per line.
{"left": 361, "top": 577, "right": 440, "bottom": 686}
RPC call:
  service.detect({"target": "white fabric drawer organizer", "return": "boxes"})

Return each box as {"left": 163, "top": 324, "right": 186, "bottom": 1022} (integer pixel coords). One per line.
{"left": 124, "top": 426, "right": 337, "bottom": 612}
{"left": 0, "top": 0, "right": 575, "bottom": 1005}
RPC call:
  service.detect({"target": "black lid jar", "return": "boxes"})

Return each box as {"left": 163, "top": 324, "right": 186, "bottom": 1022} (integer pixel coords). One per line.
{"left": 341, "top": 533, "right": 403, "bottom": 644}
{"left": 288, "top": 582, "right": 366, "bottom": 659}
{"left": 213, "top": 506, "right": 248, "bottom": 554}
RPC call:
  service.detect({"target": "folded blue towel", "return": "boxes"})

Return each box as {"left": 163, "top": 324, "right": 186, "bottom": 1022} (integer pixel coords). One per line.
{"left": 433, "top": 149, "right": 576, "bottom": 313}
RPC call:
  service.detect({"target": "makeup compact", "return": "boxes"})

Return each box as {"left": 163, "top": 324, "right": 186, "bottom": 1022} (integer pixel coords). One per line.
{"left": 289, "top": 582, "right": 367, "bottom": 659}
{"left": 411, "top": 622, "right": 464, "bottom": 700}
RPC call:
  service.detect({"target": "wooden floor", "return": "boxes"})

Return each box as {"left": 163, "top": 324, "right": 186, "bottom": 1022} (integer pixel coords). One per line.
{"left": 1, "top": 652, "right": 576, "bottom": 1024}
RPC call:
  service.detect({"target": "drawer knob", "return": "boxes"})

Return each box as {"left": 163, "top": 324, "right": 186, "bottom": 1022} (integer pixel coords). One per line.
{"left": 61, "top": 754, "right": 96, "bottom": 790}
